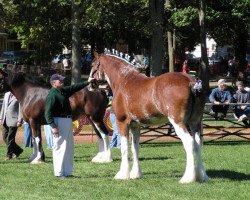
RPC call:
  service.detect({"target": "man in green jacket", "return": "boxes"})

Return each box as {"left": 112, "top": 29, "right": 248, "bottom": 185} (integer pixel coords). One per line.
{"left": 45, "top": 73, "right": 94, "bottom": 178}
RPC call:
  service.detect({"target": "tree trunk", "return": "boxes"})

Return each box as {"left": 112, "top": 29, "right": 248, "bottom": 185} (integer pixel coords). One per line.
{"left": 166, "top": 0, "right": 174, "bottom": 72}
{"left": 168, "top": 31, "right": 174, "bottom": 72}
{"left": 198, "top": 0, "right": 209, "bottom": 93}
{"left": 149, "top": 0, "right": 164, "bottom": 76}
{"left": 71, "top": 0, "right": 82, "bottom": 84}
{"left": 234, "top": 31, "right": 248, "bottom": 71}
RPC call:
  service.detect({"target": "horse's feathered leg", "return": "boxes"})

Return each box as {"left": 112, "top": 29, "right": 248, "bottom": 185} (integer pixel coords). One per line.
{"left": 130, "top": 122, "right": 142, "bottom": 179}
{"left": 190, "top": 122, "right": 209, "bottom": 182}
{"left": 30, "top": 123, "right": 45, "bottom": 164}
{"left": 169, "top": 118, "right": 196, "bottom": 184}
{"left": 91, "top": 122, "right": 112, "bottom": 163}
{"left": 114, "top": 134, "right": 130, "bottom": 179}
{"left": 28, "top": 137, "right": 37, "bottom": 162}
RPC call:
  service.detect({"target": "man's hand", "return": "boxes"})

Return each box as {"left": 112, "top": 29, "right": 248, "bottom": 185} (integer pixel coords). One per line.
{"left": 214, "top": 101, "right": 220, "bottom": 105}
{"left": 52, "top": 127, "right": 59, "bottom": 138}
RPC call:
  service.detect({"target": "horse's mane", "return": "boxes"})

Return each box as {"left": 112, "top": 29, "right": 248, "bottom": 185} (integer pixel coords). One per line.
{"left": 7, "top": 71, "right": 50, "bottom": 89}
{"left": 104, "top": 54, "right": 147, "bottom": 80}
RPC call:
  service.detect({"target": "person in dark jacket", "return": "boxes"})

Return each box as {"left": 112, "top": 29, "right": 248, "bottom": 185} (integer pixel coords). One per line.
{"left": 45, "top": 74, "right": 95, "bottom": 178}
{"left": 233, "top": 81, "right": 250, "bottom": 126}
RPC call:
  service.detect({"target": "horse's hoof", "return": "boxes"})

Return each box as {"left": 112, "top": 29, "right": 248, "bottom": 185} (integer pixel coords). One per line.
{"left": 91, "top": 153, "right": 102, "bottom": 163}
{"left": 179, "top": 175, "right": 196, "bottom": 184}
{"left": 30, "top": 159, "right": 45, "bottom": 164}
{"left": 130, "top": 170, "right": 142, "bottom": 179}
{"left": 114, "top": 171, "right": 130, "bottom": 180}
{"left": 92, "top": 156, "right": 113, "bottom": 163}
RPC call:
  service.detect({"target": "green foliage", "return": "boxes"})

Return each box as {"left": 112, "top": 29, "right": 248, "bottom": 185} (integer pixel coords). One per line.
{"left": 1, "top": 0, "right": 249, "bottom": 66}
{"left": 170, "top": 7, "right": 198, "bottom": 27}
{"left": 1, "top": 0, "right": 71, "bottom": 63}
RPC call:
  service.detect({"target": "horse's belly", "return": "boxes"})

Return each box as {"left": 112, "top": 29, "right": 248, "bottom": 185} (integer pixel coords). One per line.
{"left": 140, "top": 116, "right": 169, "bottom": 126}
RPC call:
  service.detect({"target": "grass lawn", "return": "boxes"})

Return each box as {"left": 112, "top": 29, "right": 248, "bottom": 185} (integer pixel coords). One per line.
{"left": 0, "top": 140, "right": 249, "bottom": 200}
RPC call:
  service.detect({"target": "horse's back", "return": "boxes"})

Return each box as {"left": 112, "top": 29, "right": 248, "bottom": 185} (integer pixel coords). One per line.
{"left": 114, "top": 72, "right": 202, "bottom": 124}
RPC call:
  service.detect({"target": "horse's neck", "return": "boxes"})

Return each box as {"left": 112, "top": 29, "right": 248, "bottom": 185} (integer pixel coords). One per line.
{"left": 11, "top": 83, "right": 28, "bottom": 103}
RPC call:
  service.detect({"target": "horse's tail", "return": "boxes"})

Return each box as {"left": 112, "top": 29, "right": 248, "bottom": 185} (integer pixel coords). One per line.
{"left": 186, "top": 78, "right": 205, "bottom": 137}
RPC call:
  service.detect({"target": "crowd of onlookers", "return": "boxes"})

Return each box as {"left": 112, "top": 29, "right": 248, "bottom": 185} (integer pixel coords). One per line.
{"left": 209, "top": 79, "right": 250, "bottom": 127}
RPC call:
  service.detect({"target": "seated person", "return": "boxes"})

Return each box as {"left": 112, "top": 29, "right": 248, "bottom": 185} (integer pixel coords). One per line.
{"left": 209, "top": 79, "right": 233, "bottom": 120}
{"left": 233, "top": 81, "right": 250, "bottom": 126}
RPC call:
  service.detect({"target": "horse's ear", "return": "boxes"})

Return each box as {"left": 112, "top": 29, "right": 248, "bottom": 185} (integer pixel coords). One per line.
{"left": 93, "top": 51, "right": 100, "bottom": 59}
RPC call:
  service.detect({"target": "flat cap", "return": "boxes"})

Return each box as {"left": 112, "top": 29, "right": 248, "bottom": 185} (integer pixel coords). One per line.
{"left": 50, "top": 74, "right": 65, "bottom": 82}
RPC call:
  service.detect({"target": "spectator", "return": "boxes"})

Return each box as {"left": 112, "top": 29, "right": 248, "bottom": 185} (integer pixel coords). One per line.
{"left": 84, "top": 51, "right": 92, "bottom": 72}
{"left": 182, "top": 60, "right": 188, "bottom": 73}
{"left": 209, "top": 79, "right": 233, "bottom": 120}
{"left": 45, "top": 73, "right": 95, "bottom": 178}
{"left": 105, "top": 85, "right": 121, "bottom": 149}
{"left": 227, "top": 57, "right": 238, "bottom": 86}
{"left": 0, "top": 91, "right": 23, "bottom": 160}
{"left": 233, "top": 81, "right": 250, "bottom": 126}
{"left": 24, "top": 121, "right": 33, "bottom": 148}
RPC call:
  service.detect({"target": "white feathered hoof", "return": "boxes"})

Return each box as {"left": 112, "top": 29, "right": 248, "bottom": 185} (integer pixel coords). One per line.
{"left": 114, "top": 170, "right": 130, "bottom": 180}
{"left": 91, "top": 153, "right": 103, "bottom": 163}
{"left": 130, "top": 170, "right": 142, "bottom": 179}
{"left": 30, "top": 159, "right": 44, "bottom": 164}
{"left": 91, "top": 153, "right": 113, "bottom": 163}
{"left": 179, "top": 174, "right": 197, "bottom": 184}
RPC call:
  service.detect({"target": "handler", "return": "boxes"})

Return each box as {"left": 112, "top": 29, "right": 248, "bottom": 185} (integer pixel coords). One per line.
{"left": 45, "top": 74, "right": 95, "bottom": 178}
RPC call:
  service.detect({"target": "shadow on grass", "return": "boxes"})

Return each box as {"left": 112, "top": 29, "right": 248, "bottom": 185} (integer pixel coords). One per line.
{"left": 140, "top": 140, "right": 249, "bottom": 147}
{"left": 207, "top": 169, "right": 250, "bottom": 181}
{"left": 204, "top": 140, "right": 250, "bottom": 146}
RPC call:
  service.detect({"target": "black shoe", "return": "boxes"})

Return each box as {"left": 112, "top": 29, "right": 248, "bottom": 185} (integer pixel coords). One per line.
{"left": 243, "top": 119, "right": 249, "bottom": 127}
{"left": 14, "top": 149, "right": 23, "bottom": 158}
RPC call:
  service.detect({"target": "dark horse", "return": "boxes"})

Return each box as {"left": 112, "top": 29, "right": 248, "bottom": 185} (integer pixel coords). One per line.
{"left": 0, "top": 69, "right": 112, "bottom": 164}
{"left": 89, "top": 52, "right": 209, "bottom": 183}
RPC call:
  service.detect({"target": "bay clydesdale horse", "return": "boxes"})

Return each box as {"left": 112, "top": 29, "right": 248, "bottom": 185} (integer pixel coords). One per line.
{"left": 0, "top": 69, "right": 112, "bottom": 164}
{"left": 89, "top": 52, "right": 209, "bottom": 183}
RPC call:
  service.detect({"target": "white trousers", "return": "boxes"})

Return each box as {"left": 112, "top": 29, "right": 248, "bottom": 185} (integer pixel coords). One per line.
{"left": 53, "top": 117, "right": 74, "bottom": 177}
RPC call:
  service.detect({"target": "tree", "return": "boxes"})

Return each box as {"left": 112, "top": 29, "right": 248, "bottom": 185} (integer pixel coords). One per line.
{"left": 149, "top": 0, "right": 164, "bottom": 76}
{"left": 198, "top": 0, "right": 209, "bottom": 93}
{"left": 206, "top": 0, "right": 250, "bottom": 70}
{"left": 71, "top": 0, "right": 82, "bottom": 83}
{"left": 1, "top": 0, "right": 72, "bottom": 65}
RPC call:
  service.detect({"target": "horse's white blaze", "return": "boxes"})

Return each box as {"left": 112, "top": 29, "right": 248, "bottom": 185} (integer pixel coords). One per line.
{"left": 114, "top": 136, "right": 130, "bottom": 179}
{"left": 91, "top": 122, "right": 112, "bottom": 163}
